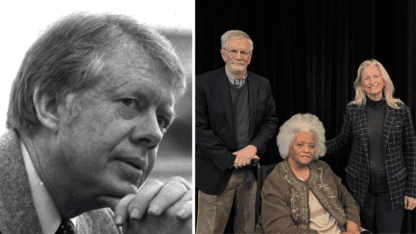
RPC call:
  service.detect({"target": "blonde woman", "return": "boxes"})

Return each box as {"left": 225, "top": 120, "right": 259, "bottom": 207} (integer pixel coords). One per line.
{"left": 325, "top": 59, "right": 416, "bottom": 233}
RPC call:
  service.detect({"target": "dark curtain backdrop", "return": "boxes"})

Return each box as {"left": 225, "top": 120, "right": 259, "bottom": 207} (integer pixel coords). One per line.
{"left": 196, "top": 0, "right": 416, "bottom": 232}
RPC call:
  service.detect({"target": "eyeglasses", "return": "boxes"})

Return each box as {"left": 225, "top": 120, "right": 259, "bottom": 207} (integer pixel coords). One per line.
{"left": 224, "top": 49, "right": 251, "bottom": 58}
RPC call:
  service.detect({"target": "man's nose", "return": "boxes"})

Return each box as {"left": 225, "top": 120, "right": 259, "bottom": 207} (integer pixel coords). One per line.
{"left": 130, "top": 111, "right": 163, "bottom": 149}
{"left": 235, "top": 51, "right": 243, "bottom": 59}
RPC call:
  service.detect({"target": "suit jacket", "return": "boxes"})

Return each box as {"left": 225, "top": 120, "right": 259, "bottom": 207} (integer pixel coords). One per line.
{"left": 0, "top": 131, "right": 121, "bottom": 234}
{"left": 196, "top": 67, "right": 278, "bottom": 195}
{"left": 326, "top": 102, "right": 416, "bottom": 210}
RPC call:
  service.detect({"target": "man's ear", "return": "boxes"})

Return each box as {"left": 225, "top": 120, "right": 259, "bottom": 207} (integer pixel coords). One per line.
{"left": 220, "top": 49, "right": 226, "bottom": 61}
{"left": 33, "top": 88, "right": 60, "bottom": 133}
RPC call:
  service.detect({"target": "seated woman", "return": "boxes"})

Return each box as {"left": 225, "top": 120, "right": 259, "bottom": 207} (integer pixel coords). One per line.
{"left": 258, "top": 113, "right": 365, "bottom": 234}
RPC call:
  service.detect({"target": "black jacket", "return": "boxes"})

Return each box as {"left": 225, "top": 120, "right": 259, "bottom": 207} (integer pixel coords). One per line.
{"left": 196, "top": 67, "right": 278, "bottom": 195}
{"left": 326, "top": 102, "right": 416, "bottom": 210}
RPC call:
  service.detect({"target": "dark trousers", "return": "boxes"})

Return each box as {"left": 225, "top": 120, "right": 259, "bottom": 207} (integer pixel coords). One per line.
{"left": 360, "top": 173, "right": 404, "bottom": 233}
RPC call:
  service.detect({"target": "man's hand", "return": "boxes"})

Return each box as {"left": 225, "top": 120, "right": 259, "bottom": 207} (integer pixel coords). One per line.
{"left": 111, "top": 177, "right": 192, "bottom": 234}
{"left": 404, "top": 196, "right": 416, "bottom": 210}
{"left": 232, "top": 145, "right": 259, "bottom": 169}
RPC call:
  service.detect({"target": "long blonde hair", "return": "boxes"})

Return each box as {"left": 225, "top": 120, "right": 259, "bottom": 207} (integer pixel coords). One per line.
{"left": 348, "top": 59, "right": 403, "bottom": 109}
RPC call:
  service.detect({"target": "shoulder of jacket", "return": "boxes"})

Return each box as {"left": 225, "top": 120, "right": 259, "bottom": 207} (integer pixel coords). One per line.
{"left": 345, "top": 103, "right": 362, "bottom": 118}
{"left": 248, "top": 71, "right": 269, "bottom": 83}
{"left": 397, "top": 102, "right": 407, "bottom": 112}
{"left": 312, "top": 160, "right": 332, "bottom": 171}
{"left": 267, "top": 161, "right": 288, "bottom": 181}
{"left": 346, "top": 103, "right": 359, "bottom": 111}
{"left": 196, "top": 67, "right": 223, "bottom": 79}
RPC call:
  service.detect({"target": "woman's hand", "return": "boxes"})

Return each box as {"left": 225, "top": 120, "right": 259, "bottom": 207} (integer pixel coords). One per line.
{"left": 344, "top": 220, "right": 360, "bottom": 234}
{"left": 341, "top": 231, "right": 360, "bottom": 234}
{"left": 404, "top": 196, "right": 416, "bottom": 210}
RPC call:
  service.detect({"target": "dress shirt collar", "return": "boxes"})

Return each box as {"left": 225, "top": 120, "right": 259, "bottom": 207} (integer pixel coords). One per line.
{"left": 225, "top": 67, "right": 247, "bottom": 88}
{"left": 21, "top": 141, "right": 77, "bottom": 234}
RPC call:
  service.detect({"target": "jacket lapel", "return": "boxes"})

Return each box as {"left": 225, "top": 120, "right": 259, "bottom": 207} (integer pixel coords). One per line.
{"left": 382, "top": 105, "right": 396, "bottom": 152}
{"left": 356, "top": 104, "right": 370, "bottom": 160}
{"left": 215, "top": 68, "right": 236, "bottom": 136}
{"left": 248, "top": 73, "right": 257, "bottom": 139}
{"left": 0, "top": 131, "right": 43, "bottom": 233}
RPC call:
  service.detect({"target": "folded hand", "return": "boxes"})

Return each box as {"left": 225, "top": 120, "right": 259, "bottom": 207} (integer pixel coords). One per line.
{"left": 108, "top": 177, "right": 192, "bottom": 234}
{"left": 233, "top": 145, "right": 259, "bottom": 169}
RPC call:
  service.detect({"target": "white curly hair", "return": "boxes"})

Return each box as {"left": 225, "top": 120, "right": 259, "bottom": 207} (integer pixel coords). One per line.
{"left": 277, "top": 113, "right": 326, "bottom": 160}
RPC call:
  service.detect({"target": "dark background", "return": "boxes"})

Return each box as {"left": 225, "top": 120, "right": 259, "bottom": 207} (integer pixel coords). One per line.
{"left": 196, "top": 0, "right": 416, "bottom": 232}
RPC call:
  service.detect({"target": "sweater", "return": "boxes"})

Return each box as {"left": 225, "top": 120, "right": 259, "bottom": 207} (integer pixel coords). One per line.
{"left": 257, "top": 159, "right": 361, "bottom": 233}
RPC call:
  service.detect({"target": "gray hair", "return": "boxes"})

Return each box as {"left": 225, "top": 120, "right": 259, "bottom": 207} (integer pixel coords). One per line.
{"left": 7, "top": 13, "right": 186, "bottom": 136}
{"left": 221, "top": 30, "right": 253, "bottom": 53}
{"left": 348, "top": 59, "right": 403, "bottom": 109}
{"left": 277, "top": 113, "right": 326, "bottom": 160}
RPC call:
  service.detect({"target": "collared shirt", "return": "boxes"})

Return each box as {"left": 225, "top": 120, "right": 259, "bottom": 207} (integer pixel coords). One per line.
{"left": 21, "top": 141, "right": 77, "bottom": 234}
{"left": 225, "top": 67, "right": 247, "bottom": 88}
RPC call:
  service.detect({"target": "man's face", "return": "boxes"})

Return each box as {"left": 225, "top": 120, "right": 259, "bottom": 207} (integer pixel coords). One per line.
{"left": 221, "top": 38, "right": 252, "bottom": 78}
{"left": 53, "top": 45, "right": 175, "bottom": 209}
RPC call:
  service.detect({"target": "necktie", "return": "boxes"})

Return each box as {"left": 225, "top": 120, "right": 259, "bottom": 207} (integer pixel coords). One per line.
{"left": 55, "top": 218, "right": 75, "bottom": 234}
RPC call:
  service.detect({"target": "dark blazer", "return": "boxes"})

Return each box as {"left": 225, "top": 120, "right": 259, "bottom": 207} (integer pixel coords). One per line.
{"left": 325, "top": 102, "right": 416, "bottom": 210}
{"left": 196, "top": 67, "right": 278, "bottom": 195}
{"left": 0, "top": 131, "right": 121, "bottom": 234}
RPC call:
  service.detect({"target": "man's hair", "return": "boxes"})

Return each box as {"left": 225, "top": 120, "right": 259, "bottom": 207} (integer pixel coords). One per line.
{"left": 277, "top": 113, "right": 326, "bottom": 160}
{"left": 7, "top": 13, "right": 186, "bottom": 136}
{"left": 349, "top": 58, "right": 403, "bottom": 109}
{"left": 221, "top": 30, "right": 253, "bottom": 53}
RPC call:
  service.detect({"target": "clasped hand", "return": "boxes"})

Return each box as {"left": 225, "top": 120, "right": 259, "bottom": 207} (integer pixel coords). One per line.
{"left": 233, "top": 145, "right": 259, "bottom": 169}
{"left": 101, "top": 177, "right": 192, "bottom": 234}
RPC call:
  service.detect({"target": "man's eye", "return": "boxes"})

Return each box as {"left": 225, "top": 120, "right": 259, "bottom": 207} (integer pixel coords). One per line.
{"left": 157, "top": 116, "right": 170, "bottom": 129}
{"left": 120, "top": 98, "right": 138, "bottom": 109}
{"left": 310, "top": 145, "right": 315, "bottom": 149}
{"left": 230, "top": 50, "right": 238, "bottom": 53}
{"left": 241, "top": 51, "right": 248, "bottom": 55}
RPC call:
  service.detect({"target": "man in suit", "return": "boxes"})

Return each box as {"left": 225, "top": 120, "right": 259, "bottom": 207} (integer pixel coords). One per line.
{"left": 196, "top": 30, "right": 278, "bottom": 233}
{"left": 0, "top": 13, "right": 191, "bottom": 234}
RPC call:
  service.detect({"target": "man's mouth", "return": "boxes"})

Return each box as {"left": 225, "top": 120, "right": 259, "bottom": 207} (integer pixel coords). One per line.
{"left": 232, "top": 61, "right": 244, "bottom": 65}
{"left": 113, "top": 156, "right": 146, "bottom": 184}
{"left": 115, "top": 156, "right": 145, "bottom": 170}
